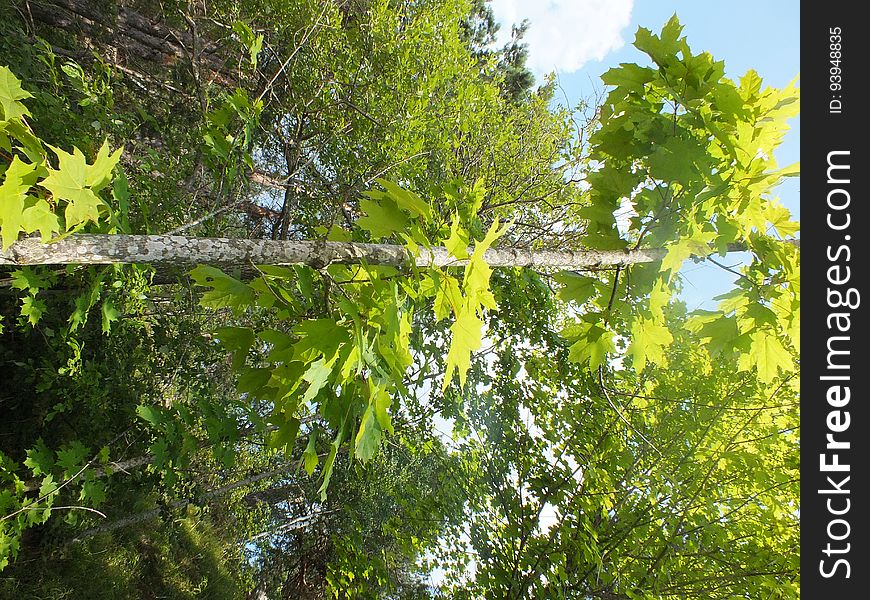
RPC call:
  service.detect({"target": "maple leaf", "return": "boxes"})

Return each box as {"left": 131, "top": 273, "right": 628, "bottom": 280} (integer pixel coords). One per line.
{"left": 0, "top": 157, "right": 38, "bottom": 249}
{"left": 40, "top": 142, "right": 121, "bottom": 228}
{"left": 442, "top": 308, "right": 483, "bottom": 390}
{"left": 0, "top": 66, "right": 33, "bottom": 120}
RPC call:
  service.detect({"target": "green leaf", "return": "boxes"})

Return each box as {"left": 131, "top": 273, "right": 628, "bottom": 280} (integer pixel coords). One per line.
{"left": 1, "top": 118, "right": 45, "bottom": 163}
{"left": 0, "top": 156, "right": 38, "bottom": 250}
{"left": 601, "top": 63, "right": 656, "bottom": 93}
{"left": 648, "top": 278, "right": 671, "bottom": 321}
{"left": 20, "top": 295, "right": 46, "bottom": 327}
{"left": 777, "top": 161, "right": 800, "bottom": 178}
{"left": 9, "top": 264, "right": 51, "bottom": 294}
{"left": 567, "top": 324, "right": 615, "bottom": 370}
{"left": 633, "top": 15, "right": 683, "bottom": 67}
{"left": 627, "top": 317, "right": 674, "bottom": 372}
{"left": 739, "top": 329, "right": 792, "bottom": 383}
{"left": 714, "top": 216, "right": 740, "bottom": 254}
{"left": 136, "top": 404, "right": 164, "bottom": 427}
{"left": 41, "top": 145, "right": 116, "bottom": 228}
{"left": 376, "top": 296, "right": 413, "bottom": 377}
{"left": 24, "top": 439, "right": 54, "bottom": 476}
{"left": 268, "top": 361, "right": 306, "bottom": 401}
{"left": 237, "top": 367, "right": 272, "bottom": 399}
{"left": 100, "top": 298, "right": 120, "bottom": 334}
{"left": 713, "top": 82, "right": 747, "bottom": 117}
{"left": 582, "top": 226, "right": 628, "bottom": 250}
{"left": 56, "top": 441, "right": 89, "bottom": 476}
{"left": 149, "top": 439, "right": 169, "bottom": 470}
{"left": 111, "top": 171, "right": 131, "bottom": 232}
{"left": 79, "top": 480, "right": 106, "bottom": 506}
{"left": 787, "top": 315, "right": 800, "bottom": 355}
{"left": 554, "top": 271, "right": 598, "bottom": 305}
{"left": 715, "top": 288, "right": 750, "bottom": 314}
{"left": 740, "top": 304, "right": 778, "bottom": 331}
{"left": 301, "top": 355, "right": 337, "bottom": 403}
{"left": 20, "top": 197, "right": 61, "bottom": 242}
{"left": 0, "top": 66, "right": 33, "bottom": 120}
{"left": 215, "top": 326, "right": 256, "bottom": 369}
{"left": 685, "top": 311, "right": 739, "bottom": 357}
{"left": 462, "top": 217, "right": 507, "bottom": 309}
{"left": 232, "top": 20, "right": 264, "bottom": 67}
{"left": 38, "top": 474, "right": 58, "bottom": 499}
{"left": 444, "top": 213, "right": 469, "bottom": 260}
{"left": 434, "top": 273, "right": 462, "bottom": 321}
{"left": 269, "top": 415, "right": 300, "bottom": 452}
{"left": 354, "top": 402, "right": 383, "bottom": 462}
{"left": 577, "top": 202, "right": 618, "bottom": 228}
{"left": 376, "top": 178, "right": 432, "bottom": 220}
{"left": 357, "top": 197, "right": 409, "bottom": 240}
{"left": 442, "top": 308, "right": 483, "bottom": 390}
{"left": 739, "top": 69, "right": 763, "bottom": 100}
{"left": 302, "top": 429, "right": 319, "bottom": 475}
{"left": 765, "top": 200, "right": 800, "bottom": 238}
{"left": 293, "top": 264, "right": 315, "bottom": 298}
{"left": 371, "top": 384, "right": 394, "bottom": 435}
{"left": 293, "top": 319, "right": 350, "bottom": 362}
{"left": 87, "top": 140, "right": 124, "bottom": 192}
{"left": 647, "top": 137, "right": 706, "bottom": 184}
{"left": 659, "top": 234, "right": 714, "bottom": 278}
{"left": 189, "top": 266, "right": 256, "bottom": 312}
{"left": 318, "top": 440, "right": 340, "bottom": 502}
{"left": 67, "top": 277, "right": 102, "bottom": 332}
{"left": 317, "top": 417, "right": 349, "bottom": 501}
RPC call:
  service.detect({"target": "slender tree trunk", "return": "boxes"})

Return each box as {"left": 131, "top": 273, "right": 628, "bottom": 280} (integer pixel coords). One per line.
{"left": 1, "top": 234, "right": 667, "bottom": 269}
{"left": 0, "top": 234, "right": 798, "bottom": 270}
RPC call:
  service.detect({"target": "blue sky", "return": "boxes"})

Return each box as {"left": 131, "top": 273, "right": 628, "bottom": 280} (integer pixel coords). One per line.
{"left": 488, "top": 1, "right": 800, "bottom": 310}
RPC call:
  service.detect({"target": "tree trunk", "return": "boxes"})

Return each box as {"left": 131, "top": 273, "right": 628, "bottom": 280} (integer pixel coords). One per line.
{"left": 1, "top": 234, "right": 675, "bottom": 269}
{"left": 0, "top": 234, "right": 798, "bottom": 271}
{"left": 22, "top": 0, "right": 237, "bottom": 86}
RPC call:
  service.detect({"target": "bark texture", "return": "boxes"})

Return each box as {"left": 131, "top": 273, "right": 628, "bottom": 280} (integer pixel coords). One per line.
{"left": 21, "top": 0, "right": 237, "bottom": 86}
{"left": 1, "top": 234, "right": 674, "bottom": 269}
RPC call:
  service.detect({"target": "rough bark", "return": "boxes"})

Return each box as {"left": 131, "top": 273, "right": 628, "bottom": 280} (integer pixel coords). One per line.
{"left": 21, "top": 0, "right": 237, "bottom": 86}
{"left": 1, "top": 234, "right": 676, "bottom": 269}
{"left": 0, "top": 234, "right": 799, "bottom": 271}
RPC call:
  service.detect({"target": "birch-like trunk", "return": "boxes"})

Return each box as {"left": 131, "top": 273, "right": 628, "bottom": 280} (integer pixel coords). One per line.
{"left": 1, "top": 234, "right": 799, "bottom": 272}
{"left": 1, "top": 234, "right": 673, "bottom": 270}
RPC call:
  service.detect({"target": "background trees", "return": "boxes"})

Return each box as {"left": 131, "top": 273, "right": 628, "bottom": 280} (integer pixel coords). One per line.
{"left": 1, "top": 1, "right": 798, "bottom": 598}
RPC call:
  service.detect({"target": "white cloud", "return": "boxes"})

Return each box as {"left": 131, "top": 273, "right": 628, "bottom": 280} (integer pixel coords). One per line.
{"left": 488, "top": 0, "right": 634, "bottom": 77}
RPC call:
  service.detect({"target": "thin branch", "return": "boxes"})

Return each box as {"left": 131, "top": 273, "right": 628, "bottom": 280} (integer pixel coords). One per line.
{"left": 254, "top": 2, "right": 330, "bottom": 106}
{"left": 597, "top": 366, "right": 662, "bottom": 458}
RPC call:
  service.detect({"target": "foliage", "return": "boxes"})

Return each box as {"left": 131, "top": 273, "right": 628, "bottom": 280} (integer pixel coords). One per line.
{"left": 189, "top": 178, "right": 507, "bottom": 501}
{"left": 0, "top": 66, "right": 122, "bottom": 251}
{"left": 461, "top": 0, "right": 536, "bottom": 103}
{"left": 555, "top": 16, "right": 800, "bottom": 385}
{"left": 0, "top": 66, "right": 148, "bottom": 569}
{"left": 0, "top": 511, "right": 245, "bottom": 599}
{"left": 0, "top": 2, "right": 799, "bottom": 598}
{"left": 437, "top": 306, "right": 799, "bottom": 598}
{"left": 189, "top": 16, "right": 800, "bottom": 505}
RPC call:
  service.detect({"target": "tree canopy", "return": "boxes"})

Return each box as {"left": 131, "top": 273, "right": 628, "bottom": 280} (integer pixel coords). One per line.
{"left": 0, "top": 1, "right": 798, "bottom": 598}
